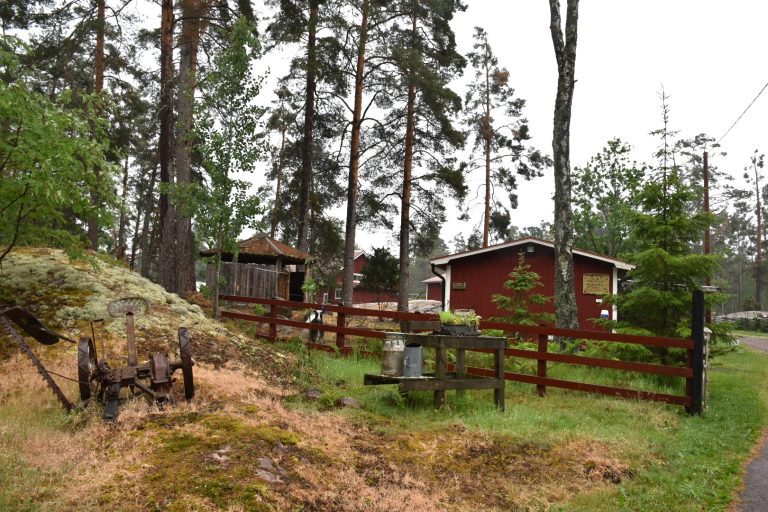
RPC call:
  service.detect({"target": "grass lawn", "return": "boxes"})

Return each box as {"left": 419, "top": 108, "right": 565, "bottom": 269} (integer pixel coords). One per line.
{"left": 733, "top": 329, "right": 768, "bottom": 339}
{"left": 1, "top": 337, "right": 765, "bottom": 511}
{"left": 291, "top": 343, "right": 768, "bottom": 511}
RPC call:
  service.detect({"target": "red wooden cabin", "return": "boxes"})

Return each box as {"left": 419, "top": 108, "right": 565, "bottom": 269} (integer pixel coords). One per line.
{"left": 429, "top": 237, "right": 633, "bottom": 329}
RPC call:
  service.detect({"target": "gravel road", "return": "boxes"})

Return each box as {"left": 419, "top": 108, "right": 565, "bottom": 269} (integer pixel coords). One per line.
{"left": 735, "top": 336, "right": 768, "bottom": 512}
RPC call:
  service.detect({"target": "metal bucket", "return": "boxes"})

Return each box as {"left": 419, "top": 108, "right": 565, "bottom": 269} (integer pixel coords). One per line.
{"left": 403, "top": 343, "right": 423, "bottom": 378}
{"left": 381, "top": 333, "right": 405, "bottom": 376}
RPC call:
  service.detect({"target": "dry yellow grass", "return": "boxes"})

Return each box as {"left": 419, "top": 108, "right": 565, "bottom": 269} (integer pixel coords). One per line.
{"left": 0, "top": 248, "right": 633, "bottom": 511}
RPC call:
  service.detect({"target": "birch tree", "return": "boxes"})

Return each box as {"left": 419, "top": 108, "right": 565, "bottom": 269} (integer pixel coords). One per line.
{"left": 548, "top": 0, "right": 579, "bottom": 328}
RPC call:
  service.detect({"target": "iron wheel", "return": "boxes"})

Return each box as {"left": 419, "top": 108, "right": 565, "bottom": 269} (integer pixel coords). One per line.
{"left": 77, "top": 338, "right": 97, "bottom": 401}
{"left": 178, "top": 328, "right": 194, "bottom": 400}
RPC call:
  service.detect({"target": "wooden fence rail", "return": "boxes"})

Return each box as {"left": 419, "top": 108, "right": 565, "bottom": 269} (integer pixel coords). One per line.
{"left": 219, "top": 291, "right": 706, "bottom": 414}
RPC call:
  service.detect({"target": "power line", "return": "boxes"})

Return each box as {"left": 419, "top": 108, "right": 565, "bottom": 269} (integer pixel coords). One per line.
{"left": 718, "top": 80, "right": 768, "bottom": 144}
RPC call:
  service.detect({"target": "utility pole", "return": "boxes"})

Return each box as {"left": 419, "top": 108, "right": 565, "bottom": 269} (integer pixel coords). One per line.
{"left": 703, "top": 151, "right": 712, "bottom": 324}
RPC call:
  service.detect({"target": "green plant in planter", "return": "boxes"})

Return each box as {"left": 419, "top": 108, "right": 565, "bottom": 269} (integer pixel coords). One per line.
{"left": 439, "top": 309, "right": 481, "bottom": 326}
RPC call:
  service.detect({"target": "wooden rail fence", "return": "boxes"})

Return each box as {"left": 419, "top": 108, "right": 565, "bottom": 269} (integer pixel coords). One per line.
{"left": 219, "top": 290, "right": 707, "bottom": 414}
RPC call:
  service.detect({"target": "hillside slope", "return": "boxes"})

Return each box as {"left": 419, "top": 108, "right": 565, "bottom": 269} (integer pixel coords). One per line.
{"left": 0, "top": 249, "right": 435, "bottom": 511}
{"left": 0, "top": 249, "right": 642, "bottom": 512}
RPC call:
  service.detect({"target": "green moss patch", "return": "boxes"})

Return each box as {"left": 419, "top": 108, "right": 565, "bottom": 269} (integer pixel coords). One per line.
{"left": 146, "top": 411, "right": 206, "bottom": 429}
{"left": 126, "top": 413, "right": 303, "bottom": 510}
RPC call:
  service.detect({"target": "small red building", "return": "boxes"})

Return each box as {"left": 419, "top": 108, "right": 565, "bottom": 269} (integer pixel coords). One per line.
{"left": 429, "top": 237, "right": 632, "bottom": 328}
{"left": 423, "top": 275, "right": 443, "bottom": 301}
{"left": 320, "top": 250, "right": 399, "bottom": 305}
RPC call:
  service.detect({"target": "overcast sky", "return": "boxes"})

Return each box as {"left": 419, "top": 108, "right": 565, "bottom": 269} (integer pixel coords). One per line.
{"left": 418, "top": 0, "right": 767, "bottom": 253}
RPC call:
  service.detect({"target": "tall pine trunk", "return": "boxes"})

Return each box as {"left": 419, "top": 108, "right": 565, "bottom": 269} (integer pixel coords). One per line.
{"left": 397, "top": 13, "right": 417, "bottom": 313}
{"left": 482, "top": 63, "right": 491, "bottom": 247}
{"left": 341, "top": 0, "right": 369, "bottom": 306}
{"left": 297, "top": 0, "right": 319, "bottom": 253}
{"left": 115, "top": 154, "right": 129, "bottom": 260}
{"left": 139, "top": 164, "right": 159, "bottom": 277}
{"left": 549, "top": 0, "right": 580, "bottom": 329}
{"left": 270, "top": 121, "right": 288, "bottom": 239}
{"left": 174, "top": 0, "right": 203, "bottom": 296}
{"left": 129, "top": 207, "right": 142, "bottom": 270}
{"left": 87, "top": 0, "right": 106, "bottom": 250}
{"left": 158, "top": 0, "right": 177, "bottom": 291}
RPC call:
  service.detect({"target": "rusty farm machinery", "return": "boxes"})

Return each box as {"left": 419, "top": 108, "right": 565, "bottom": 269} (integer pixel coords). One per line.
{"left": 0, "top": 297, "right": 194, "bottom": 420}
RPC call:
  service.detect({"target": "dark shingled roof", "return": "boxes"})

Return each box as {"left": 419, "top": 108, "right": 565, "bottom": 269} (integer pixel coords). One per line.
{"left": 200, "top": 234, "right": 313, "bottom": 264}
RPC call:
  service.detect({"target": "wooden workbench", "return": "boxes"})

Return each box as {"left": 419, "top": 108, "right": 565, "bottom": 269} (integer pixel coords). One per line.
{"left": 364, "top": 333, "right": 506, "bottom": 410}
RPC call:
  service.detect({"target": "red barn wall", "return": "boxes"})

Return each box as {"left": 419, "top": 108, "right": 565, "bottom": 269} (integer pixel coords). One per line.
{"left": 427, "top": 283, "right": 442, "bottom": 302}
{"left": 353, "top": 255, "right": 368, "bottom": 274}
{"left": 446, "top": 246, "right": 615, "bottom": 329}
{"left": 352, "top": 289, "right": 399, "bottom": 304}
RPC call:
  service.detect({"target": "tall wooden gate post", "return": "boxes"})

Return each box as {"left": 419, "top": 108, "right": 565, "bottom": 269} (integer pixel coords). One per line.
{"left": 687, "top": 290, "right": 705, "bottom": 415}
{"left": 336, "top": 303, "right": 346, "bottom": 350}
{"left": 268, "top": 299, "right": 278, "bottom": 342}
{"left": 537, "top": 333, "right": 548, "bottom": 397}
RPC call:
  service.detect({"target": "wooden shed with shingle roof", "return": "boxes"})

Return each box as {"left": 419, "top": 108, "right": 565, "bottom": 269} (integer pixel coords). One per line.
{"left": 200, "top": 234, "right": 313, "bottom": 301}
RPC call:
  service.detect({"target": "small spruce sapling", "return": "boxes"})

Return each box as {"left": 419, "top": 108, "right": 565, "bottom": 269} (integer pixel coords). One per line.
{"left": 492, "top": 252, "right": 555, "bottom": 327}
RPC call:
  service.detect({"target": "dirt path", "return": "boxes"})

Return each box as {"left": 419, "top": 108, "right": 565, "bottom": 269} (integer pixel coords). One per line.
{"left": 734, "top": 336, "right": 768, "bottom": 512}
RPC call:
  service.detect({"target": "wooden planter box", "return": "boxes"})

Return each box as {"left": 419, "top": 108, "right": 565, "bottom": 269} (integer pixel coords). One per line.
{"left": 439, "top": 324, "right": 479, "bottom": 336}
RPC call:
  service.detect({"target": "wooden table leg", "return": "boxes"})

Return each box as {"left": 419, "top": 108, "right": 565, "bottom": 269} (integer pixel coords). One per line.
{"left": 435, "top": 346, "right": 446, "bottom": 408}
{"left": 494, "top": 347, "right": 505, "bottom": 411}
{"left": 456, "top": 348, "right": 466, "bottom": 398}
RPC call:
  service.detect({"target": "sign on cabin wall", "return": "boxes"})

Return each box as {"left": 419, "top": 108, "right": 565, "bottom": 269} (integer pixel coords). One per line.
{"left": 452, "top": 281, "right": 467, "bottom": 290}
{"left": 583, "top": 273, "right": 610, "bottom": 295}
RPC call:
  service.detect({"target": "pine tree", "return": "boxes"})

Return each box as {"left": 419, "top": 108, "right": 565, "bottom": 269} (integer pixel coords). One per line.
{"left": 358, "top": 0, "right": 467, "bottom": 311}
{"left": 340, "top": 0, "right": 371, "bottom": 307}
{"left": 464, "top": 26, "right": 549, "bottom": 247}
{"left": 265, "top": 0, "right": 349, "bottom": 294}
{"left": 728, "top": 151, "right": 765, "bottom": 307}
{"left": 267, "top": 0, "right": 341, "bottom": 253}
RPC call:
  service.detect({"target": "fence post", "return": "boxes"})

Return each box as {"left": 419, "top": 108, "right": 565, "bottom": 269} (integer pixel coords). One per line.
{"left": 268, "top": 300, "right": 278, "bottom": 342}
{"left": 687, "top": 289, "right": 705, "bottom": 415}
{"left": 537, "top": 333, "right": 547, "bottom": 397}
{"left": 336, "top": 302, "right": 346, "bottom": 350}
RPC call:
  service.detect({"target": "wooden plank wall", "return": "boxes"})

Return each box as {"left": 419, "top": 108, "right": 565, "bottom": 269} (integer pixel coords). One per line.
{"left": 207, "top": 262, "right": 289, "bottom": 299}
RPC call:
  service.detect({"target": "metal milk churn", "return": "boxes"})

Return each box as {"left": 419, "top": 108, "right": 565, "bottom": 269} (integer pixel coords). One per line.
{"left": 403, "top": 343, "right": 423, "bottom": 378}
{"left": 381, "top": 333, "right": 405, "bottom": 376}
